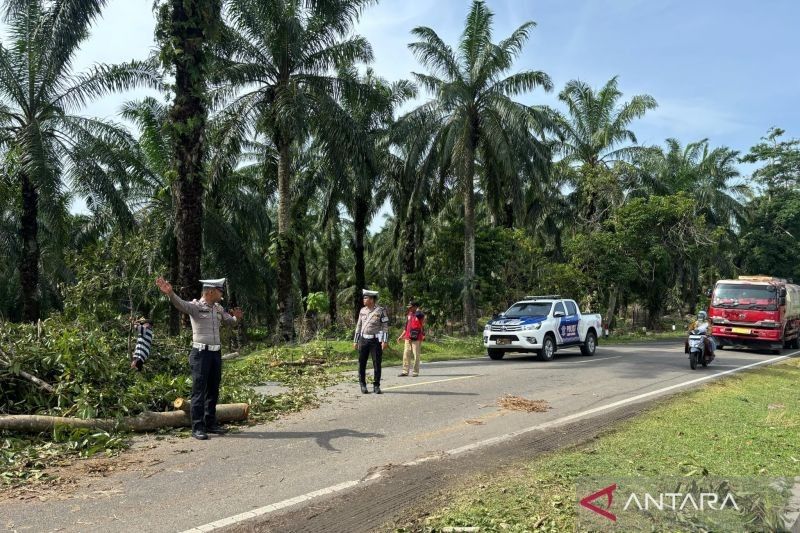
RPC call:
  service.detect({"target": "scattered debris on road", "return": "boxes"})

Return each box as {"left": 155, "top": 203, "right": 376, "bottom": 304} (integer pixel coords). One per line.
{"left": 496, "top": 395, "right": 550, "bottom": 413}
{"left": 465, "top": 419, "right": 485, "bottom": 425}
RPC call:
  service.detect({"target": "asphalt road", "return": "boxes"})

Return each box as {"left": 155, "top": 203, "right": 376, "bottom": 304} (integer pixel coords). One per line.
{"left": 1, "top": 341, "right": 794, "bottom": 532}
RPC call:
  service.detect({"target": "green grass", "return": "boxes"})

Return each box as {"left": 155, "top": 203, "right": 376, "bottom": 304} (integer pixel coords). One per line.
{"left": 397, "top": 359, "right": 800, "bottom": 532}
{"left": 241, "top": 330, "right": 486, "bottom": 376}
{"left": 601, "top": 330, "right": 687, "bottom": 344}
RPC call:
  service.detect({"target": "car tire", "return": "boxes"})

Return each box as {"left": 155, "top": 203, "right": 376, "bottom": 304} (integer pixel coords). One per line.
{"left": 488, "top": 349, "right": 505, "bottom": 360}
{"left": 580, "top": 330, "right": 597, "bottom": 356}
{"left": 538, "top": 335, "right": 556, "bottom": 361}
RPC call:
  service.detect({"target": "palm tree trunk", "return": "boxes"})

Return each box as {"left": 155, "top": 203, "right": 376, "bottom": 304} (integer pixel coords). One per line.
{"left": 168, "top": 239, "right": 180, "bottom": 335}
{"left": 352, "top": 199, "right": 368, "bottom": 322}
{"left": 19, "top": 173, "right": 40, "bottom": 322}
{"left": 167, "top": 0, "right": 218, "bottom": 304}
{"left": 463, "top": 151, "right": 478, "bottom": 334}
{"left": 298, "top": 246, "right": 309, "bottom": 316}
{"left": 325, "top": 224, "right": 339, "bottom": 324}
{"left": 401, "top": 215, "right": 416, "bottom": 301}
{"left": 503, "top": 201, "right": 514, "bottom": 229}
{"left": 276, "top": 139, "right": 295, "bottom": 340}
{"left": 604, "top": 285, "right": 618, "bottom": 332}
{"left": 174, "top": 179, "right": 203, "bottom": 303}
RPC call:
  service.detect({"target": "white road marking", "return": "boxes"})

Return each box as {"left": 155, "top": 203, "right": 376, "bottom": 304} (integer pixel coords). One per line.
{"left": 181, "top": 351, "right": 797, "bottom": 532}
{"left": 383, "top": 375, "right": 479, "bottom": 391}
{"left": 179, "top": 481, "right": 359, "bottom": 532}
{"left": 563, "top": 355, "right": 623, "bottom": 364}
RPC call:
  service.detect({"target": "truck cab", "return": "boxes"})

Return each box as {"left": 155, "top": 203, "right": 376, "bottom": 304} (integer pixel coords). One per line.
{"left": 483, "top": 295, "right": 602, "bottom": 361}
{"left": 709, "top": 276, "right": 800, "bottom": 353}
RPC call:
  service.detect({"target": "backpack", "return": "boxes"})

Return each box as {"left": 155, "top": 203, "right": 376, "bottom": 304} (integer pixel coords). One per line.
{"left": 408, "top": 312, "right": 424, "bottom": 341}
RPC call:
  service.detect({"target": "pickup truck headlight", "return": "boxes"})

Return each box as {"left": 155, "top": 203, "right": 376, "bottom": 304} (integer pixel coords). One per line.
{"left": 484, "top": 324, "right": 491, "bottom": 331}
{"left": 523, "top": 323, "right": 542, "bottom": 331}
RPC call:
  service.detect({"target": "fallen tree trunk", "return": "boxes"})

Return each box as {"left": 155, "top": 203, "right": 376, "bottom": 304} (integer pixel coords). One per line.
{"left": 0, "top": 403, "right": 249, "bottom": 434}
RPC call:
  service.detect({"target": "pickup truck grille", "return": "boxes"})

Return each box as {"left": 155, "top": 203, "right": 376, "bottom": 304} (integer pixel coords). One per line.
{"left": 490, "top": 325, "right": 522, "bottom": 332}
{"left": 489, "top": 335, "right": 519, "bottom": 341}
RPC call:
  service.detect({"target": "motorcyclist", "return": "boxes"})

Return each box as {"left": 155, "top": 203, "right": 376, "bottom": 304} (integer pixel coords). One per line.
{"left": 686, "top": 310, "right": 715, "bottom": 357}
{"left": 689, "top": 310, "right": 710, "bottom": 333}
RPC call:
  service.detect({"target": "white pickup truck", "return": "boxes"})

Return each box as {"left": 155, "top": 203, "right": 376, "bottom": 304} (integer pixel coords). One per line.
{"left": 482, "top": 296, "right": 602, "bottom": 361}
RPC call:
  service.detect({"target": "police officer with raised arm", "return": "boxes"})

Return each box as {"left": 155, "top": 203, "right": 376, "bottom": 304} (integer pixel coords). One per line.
{"left": 156, "top": 276, "right": 243, "bottom": 440}
{"left": 353, "top": 289, "right": 389, "bottom": 394}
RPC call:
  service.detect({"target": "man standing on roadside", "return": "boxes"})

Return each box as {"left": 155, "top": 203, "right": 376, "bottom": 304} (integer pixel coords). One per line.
{"left": 397, "top": 300, "right": 425, "bottom": 377}
{"left": 353, "top": 289, "right": 389, "bottom": 395}
{"left": 156, "top": 277, "right": 243, "bottom": 440}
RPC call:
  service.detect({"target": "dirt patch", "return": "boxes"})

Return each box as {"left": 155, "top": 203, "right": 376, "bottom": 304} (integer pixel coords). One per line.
{"left": 496, "top": 395, "right": 551, "bottom": 413}
{"left": 0, "top": 437, "right": 181, "bottom": 503}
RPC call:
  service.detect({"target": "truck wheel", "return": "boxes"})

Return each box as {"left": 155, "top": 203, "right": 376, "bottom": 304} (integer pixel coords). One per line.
{"left": 581, "top": 331, "right": 597, "bottom": 356}
{"left": 538, "top": 335, "right": 556, "bottom": 361}
{"left": 488, "top": 349, "right": 505, "bottom": 360}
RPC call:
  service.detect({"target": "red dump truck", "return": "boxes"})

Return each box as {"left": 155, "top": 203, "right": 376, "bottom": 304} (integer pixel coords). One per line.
{"left": 709, "top": 276, "right": 800, "bottom": 353}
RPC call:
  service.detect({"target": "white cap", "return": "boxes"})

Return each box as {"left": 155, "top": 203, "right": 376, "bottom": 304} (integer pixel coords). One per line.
{"left": 362, "top": 289, "right": 379, "bottom": 297}
{"left": 200, "top": 278, "right": 226, "bottom": 290}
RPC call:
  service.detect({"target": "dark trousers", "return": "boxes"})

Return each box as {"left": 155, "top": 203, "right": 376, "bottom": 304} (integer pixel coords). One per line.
{"left": 189, "top": 348, "right": 222, "bottom": 432}
{"left": 358, "top": 338, "right": 382, "bottom": 387}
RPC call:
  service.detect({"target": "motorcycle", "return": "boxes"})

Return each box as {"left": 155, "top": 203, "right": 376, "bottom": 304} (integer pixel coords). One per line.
{"left": 686, "top": 322, "right": 716, "bottom": 370}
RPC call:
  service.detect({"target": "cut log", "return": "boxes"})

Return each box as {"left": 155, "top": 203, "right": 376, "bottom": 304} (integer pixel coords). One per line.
{"left": 173, "top": 397, "right": 191, "bottom": 412}
{"left": 0, "top": 403, "right": 249, "bottom": 434}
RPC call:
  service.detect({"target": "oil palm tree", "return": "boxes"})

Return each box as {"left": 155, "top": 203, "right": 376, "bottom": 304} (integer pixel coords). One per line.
{"left": 0, "top": 0, "right": 160, "bottom": 321}
{"left": 555, "top": 76, "right": 657, "bottom": 226}
{"left": 214, "top": 0, "right": 373, "bottom": 339}
{"left": 385, "top": 109, "right": 442, "bottom": 301}
{"left": 408, "top": 0, "right": 553, "bottom": 333}
{"left": 325, "top": 68, "right": 415, "bottom": 320}
{"left": 155, "top": 0, "right": 222, "bottom": 307}
{"left": 120, "top": 96, "right": 276, "bottom": 331}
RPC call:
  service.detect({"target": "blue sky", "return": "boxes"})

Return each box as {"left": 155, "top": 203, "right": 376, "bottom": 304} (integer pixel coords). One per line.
{"left": 65, "top": 0, "right": 800, "bottom": 221}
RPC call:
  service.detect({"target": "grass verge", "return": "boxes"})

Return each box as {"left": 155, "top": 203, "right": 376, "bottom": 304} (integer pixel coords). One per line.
{"left": 396, "top": 358, "right": 800, "bottom": 532}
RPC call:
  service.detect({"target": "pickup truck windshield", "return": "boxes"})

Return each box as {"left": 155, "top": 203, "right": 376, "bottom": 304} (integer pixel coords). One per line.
{"left": 504, "top": 302, "right": 553, "bottom": 318}
{"left": 712, "top": 284, "right": 778, "bottom": 310}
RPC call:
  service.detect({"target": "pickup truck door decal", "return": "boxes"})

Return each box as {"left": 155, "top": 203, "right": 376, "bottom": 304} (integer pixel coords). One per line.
{"left": 558, "top": 303, "right": 581, "bottom": 344}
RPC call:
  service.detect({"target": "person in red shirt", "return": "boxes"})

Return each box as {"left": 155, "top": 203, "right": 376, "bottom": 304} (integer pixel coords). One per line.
{"left": 397, "top": 300, "right": 425, "bottom": 377}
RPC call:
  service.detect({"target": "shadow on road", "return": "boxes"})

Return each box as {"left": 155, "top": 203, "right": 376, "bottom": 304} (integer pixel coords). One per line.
{"left": 386, "top": 390, "right": 479, "bottom": 397}
{"left": 224, "top": 429, "right": 385, "bottom": 451}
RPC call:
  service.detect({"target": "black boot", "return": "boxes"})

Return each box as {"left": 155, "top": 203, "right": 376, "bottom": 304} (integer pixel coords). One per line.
{"left": 360, "top": 383, "right": 369, "bottom": 394}
{"left": 373, "top": 385, "right": 382, "bottom": 394}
